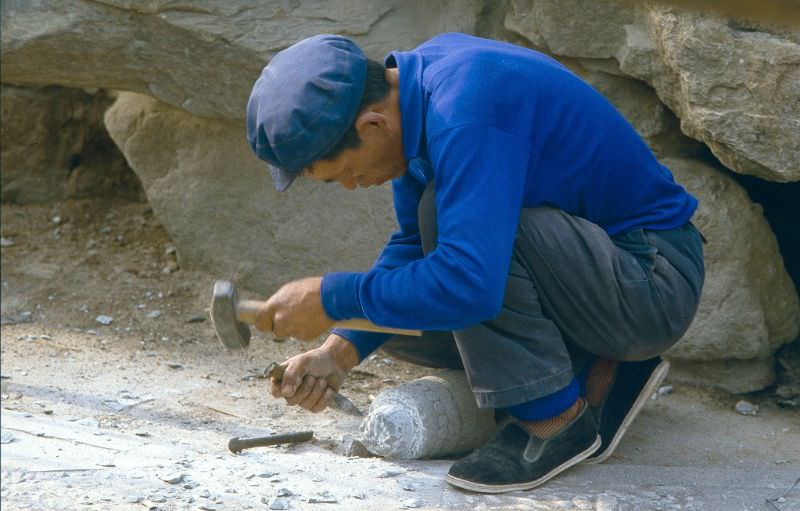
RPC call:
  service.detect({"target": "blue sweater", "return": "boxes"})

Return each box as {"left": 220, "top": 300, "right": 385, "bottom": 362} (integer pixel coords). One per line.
{"left": 321, "top": 33, "right": 697, "bottom": 360}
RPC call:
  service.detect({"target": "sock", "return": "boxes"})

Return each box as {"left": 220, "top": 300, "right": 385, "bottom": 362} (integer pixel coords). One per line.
{"left": 518, "top": 398, "right": 584, "bottom": 439}
{"left": 584, "top": 358, "right": 618, "bottom": 407}
{"left": 505, "top": 377, "right": 579, "bottom": 422}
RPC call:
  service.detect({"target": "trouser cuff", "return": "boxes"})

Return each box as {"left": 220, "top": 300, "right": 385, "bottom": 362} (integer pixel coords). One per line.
{"left": 472, "top": 368, "right": 575, "bottom": 409}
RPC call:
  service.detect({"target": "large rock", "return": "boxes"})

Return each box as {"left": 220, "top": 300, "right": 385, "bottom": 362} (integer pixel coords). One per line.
{"left": 104, "top": 92, "right": 396, "bottom": 294}
{"left": 665, "top": 157, "right": 800, "bottom": 363}
{"left": 1, "top": 85, "right": 140, "bottom": 203}
{"left": 504, "top": 0, "right": 800, "bottom": 182}
{"left": 1, "top": 0, "right": 482, "bottom": 120}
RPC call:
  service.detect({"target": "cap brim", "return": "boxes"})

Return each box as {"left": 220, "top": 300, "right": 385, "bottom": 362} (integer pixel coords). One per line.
{"left": 269, "top": 165, "right": 299, "bottom": 192}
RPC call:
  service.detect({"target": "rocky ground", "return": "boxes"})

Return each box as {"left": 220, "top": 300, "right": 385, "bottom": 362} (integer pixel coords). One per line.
{"left": 1, "top": 198, "right": 799, "bottom": 511}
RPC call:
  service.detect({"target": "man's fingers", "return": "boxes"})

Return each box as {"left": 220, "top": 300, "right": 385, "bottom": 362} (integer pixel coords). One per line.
{"left": 279, "top": 359, "right": 307, "bottom": 398}
{"left": 285, "top": 375, "right": 316, "bottom": 405}
{"left": 310, "top": 388, "right": 335, "bottom": 413}
{"left": 254, "top": 303, "right": 274, "bottom": 333}
{"left": 299, "top": 378, "right": 327, "bottom": 411}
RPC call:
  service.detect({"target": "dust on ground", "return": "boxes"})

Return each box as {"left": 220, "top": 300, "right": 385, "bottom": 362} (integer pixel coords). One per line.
{"left": 1, "top": 198, "right": 799, "bottom": 511}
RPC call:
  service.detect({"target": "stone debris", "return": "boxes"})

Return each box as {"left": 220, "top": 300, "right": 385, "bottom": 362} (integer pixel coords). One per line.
{"left": 95, "top": 315, "right": 113, "bottom": 325}
{"left": 186, "top": 314, "right": 207, "bottom": 323}
{"left": 183, "top": 480, "right": 199, "bottom": 489}
{"left": 308, "top": 491, "right": 338, "bottom": 503}
{"left": 572, "top": 496, "right": 593, "bottom": 509}
{"left": 378, "top": 469, "right": 404, "bottom": 478}
{"left": 734, "top": 400, "right": 758, "bottom": 416}
{"left": 146, "top": 310, "right": 162, "bottom": 319}
{"left": 166, "top": 362, "right": 183, "bottom": 369}
{"left": 401, "top": 498, "right": 423, "bottom": 508}
{"left": 76, "top": 417, "right": 100, "bottom": 428}
{"left": 199, "top": 489, "right": 211, "bottom": 498}
{"left": 158, "top": 472, "right": 183, "bottom": 484}
{"left": 400, "top": 481, "right": 417, "bottom": 491}
{"left": 125, "top": 495, "right": 142, "bottom": 503}
{"left": 352, "top": 492, "right": 366, "bottom": 500}
{"left": 342, "top": 435, "right": 376, "bottom": 458}
{"left": 0, "top": 238, "right": 15, "bottom": 248}
{"left": 652, "top": 385, "right": 674, "bottom": 400}
{"left": 1, "top": 432, "right": 16, "bottom": 444}
{"left": 269, "top": 498, "right": 290, "bottom": 510}
{"left": 1, "top": 311, "right": 33, "bottom": 325}
{"left": 162, "top": 262, "right": 179, "bottom": 274}
{"left": 276, "top": 488, "right": 293, "bottom": 497}
{"left": 595, "top": 494, "right": 620, "bottom": 511}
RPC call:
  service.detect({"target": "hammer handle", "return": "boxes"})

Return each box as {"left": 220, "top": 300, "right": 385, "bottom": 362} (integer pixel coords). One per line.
{"left": 235, "top": 299, "right": 422, "bottom": 336}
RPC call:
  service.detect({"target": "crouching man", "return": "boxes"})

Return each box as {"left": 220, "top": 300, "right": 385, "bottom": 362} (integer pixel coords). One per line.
{"left": 245, "top": 33, "right": 704, "bottom": 492}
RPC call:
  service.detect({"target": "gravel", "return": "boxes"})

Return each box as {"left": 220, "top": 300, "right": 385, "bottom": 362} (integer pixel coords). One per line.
{"left": 734, "top": 400, "right": 759, "bottom": 416}
{"left": 95, "top": 315, "right": 113, "bottom": 325}
{"left": 158, "top": 472, "right": 183, "bottom": 484}
{"left": 269, "top": 498, "right": 290, "bottom": 510}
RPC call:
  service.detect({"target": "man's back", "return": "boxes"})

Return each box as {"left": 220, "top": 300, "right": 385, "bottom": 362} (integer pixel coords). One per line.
{"left": 391, "top": 33, "right": 696, "bottom": 235}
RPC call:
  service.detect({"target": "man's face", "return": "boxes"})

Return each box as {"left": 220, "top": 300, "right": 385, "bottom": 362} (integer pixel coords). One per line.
{"left": 303, "top": 105, "right": 406, "bottom": 190}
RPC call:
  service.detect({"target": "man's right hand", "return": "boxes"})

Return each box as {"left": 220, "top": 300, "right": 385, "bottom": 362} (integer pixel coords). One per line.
{"left": 270, "top": 333, "right": 360, "bottom": 413}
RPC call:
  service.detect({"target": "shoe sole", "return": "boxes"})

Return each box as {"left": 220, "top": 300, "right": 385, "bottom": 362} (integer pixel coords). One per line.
{"left": 445, "top": 434, "right": 601, "bottom": 494}
{"left": 584, "top": 359, "right": 670, "bottom": 465}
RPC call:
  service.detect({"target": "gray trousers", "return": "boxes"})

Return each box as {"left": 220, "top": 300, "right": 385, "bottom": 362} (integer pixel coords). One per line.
{"left": 380, "top": 184, "right": 705, "bottom": 409}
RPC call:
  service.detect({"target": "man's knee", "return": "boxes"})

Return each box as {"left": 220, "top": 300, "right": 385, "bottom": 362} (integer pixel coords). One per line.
{"left": 606, "top": 332, "right": 681, "bottom": 362}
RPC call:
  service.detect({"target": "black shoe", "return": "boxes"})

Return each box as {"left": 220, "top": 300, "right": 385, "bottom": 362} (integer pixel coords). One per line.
{"left": 446, "top": 401, "right": 600, "bottom": 493}
{"left": 585, "top": 357, "right": 670, "bottom": 464}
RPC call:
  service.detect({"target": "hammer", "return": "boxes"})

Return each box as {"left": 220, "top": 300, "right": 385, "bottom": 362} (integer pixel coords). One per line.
{"left": 210, "top": 279, "right": 421, "bottom": 350}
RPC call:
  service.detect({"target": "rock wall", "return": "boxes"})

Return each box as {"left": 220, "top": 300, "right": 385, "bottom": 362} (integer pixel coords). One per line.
{"left": 2, "top": 0, "right": 798, "bottom": 392}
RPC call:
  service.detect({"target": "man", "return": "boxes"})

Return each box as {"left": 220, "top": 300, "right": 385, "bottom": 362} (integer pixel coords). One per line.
{"left": 245, "top": 33, "right": 704, "bottom": 493}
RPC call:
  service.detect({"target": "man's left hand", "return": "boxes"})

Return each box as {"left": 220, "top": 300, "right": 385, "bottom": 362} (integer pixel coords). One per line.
{"left": 254, "top": 277, "right": 334, "bottom": 340}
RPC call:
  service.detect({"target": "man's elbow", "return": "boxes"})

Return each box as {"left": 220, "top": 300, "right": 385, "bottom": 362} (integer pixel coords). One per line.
{"left": 462, "top": 286, "right": 504, "bottom": 323}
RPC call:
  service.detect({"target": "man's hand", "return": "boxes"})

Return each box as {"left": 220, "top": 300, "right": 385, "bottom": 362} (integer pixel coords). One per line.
{"left": 254, "top": 277, "right": 334, "bottom": 340}
{"left": 270, "top": 334, "right": 360, "bottom": 413}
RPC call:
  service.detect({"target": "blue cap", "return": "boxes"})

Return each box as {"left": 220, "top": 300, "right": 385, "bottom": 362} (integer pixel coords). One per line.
{"left": 246, "top": 35, "right": 367, "bottom": 191}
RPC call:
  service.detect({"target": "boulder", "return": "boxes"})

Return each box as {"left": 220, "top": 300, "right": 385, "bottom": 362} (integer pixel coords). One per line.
{"left": 665, "top": 157, "right": 800, "bottom": 363}
{"left": 669, "top": 358, "right": 776, "bottom": 395}
{"left": 104, "top": 92, "right": 395, "bottom": 294}
{"left": 504, "top": 0, "right": 800, "bottom": 182}
{"left": 1, "top": 85, "right": 140, "bottom": 203}
{"left": 1, "top": 0, "right": 482, "bottom": 120}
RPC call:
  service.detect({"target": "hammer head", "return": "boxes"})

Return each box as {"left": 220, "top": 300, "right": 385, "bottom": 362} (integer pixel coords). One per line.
{"left": 211, "top": 280, "right": 251, "bottom": 350}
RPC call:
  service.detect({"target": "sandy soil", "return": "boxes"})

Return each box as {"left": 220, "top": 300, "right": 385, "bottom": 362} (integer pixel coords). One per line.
{"left": 1, "top": 198, "right": 799, "bottom": 511}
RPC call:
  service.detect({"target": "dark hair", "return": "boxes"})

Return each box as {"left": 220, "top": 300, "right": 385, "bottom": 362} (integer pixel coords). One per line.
{"left": 319, "top": 58, "right": 389, "bottom": 162}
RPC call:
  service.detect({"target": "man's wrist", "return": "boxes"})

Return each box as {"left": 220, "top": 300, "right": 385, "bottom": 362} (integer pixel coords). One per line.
{"left": 322, "top": 333, "right": 360, "bottom": 372}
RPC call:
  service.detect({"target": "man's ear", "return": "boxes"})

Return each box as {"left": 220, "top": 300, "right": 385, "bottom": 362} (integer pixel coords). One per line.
{"left": 355, "top": 110, "right": 387, "bottom": 135}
